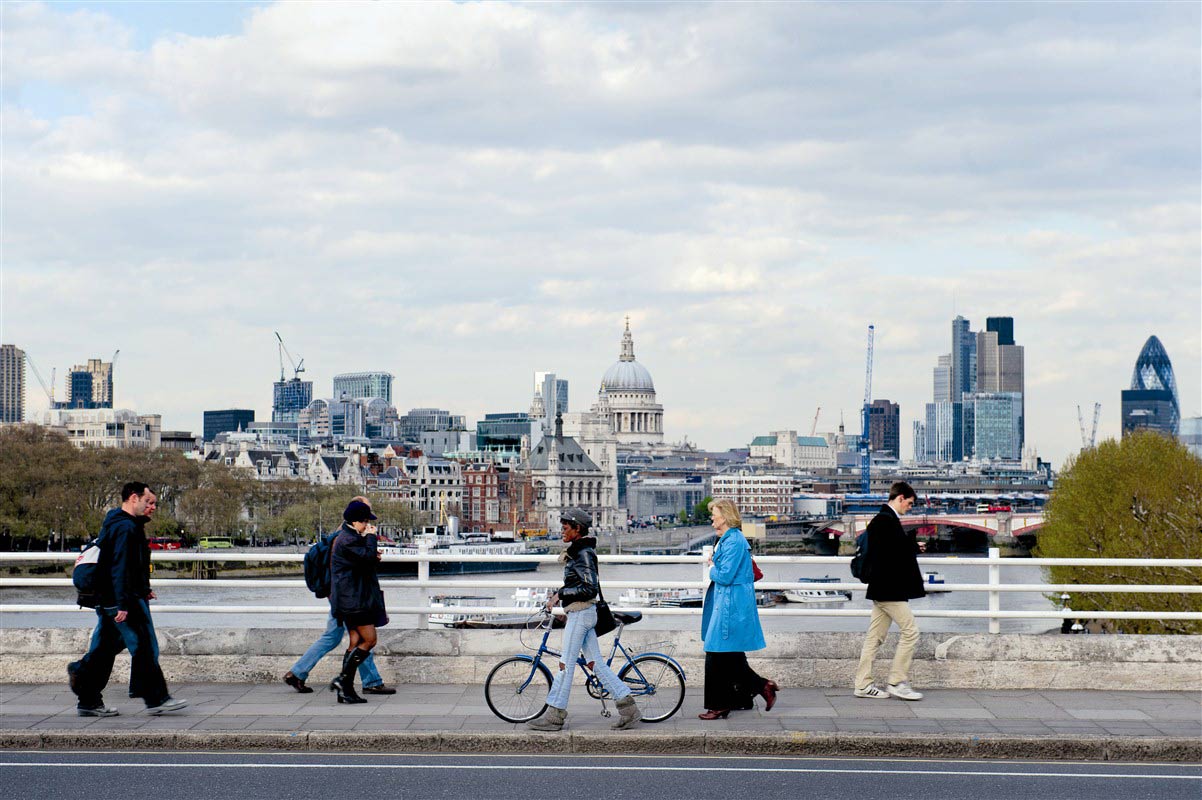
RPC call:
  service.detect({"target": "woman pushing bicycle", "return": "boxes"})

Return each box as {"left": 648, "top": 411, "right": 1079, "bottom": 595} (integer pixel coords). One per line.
{"left": 527, "top": 508, "right": 643, "bottom": 731}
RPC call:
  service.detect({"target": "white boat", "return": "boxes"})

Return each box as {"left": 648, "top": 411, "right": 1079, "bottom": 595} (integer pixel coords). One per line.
{"left": 924, "top": 571, "right": 951, "bottom": 592}
{"left": 782, "top": 576, "right": 852, "bottom": 604}
{"left": 378, "top": 530, "right": 548, "bottom": 576}
{"left": 428, "top": 594, "right": 496, "bottom": 627}
{"left": 427, "top": 588, "right": 563, "bottom": 629}
{"left": 618, "top": 587, "right": 704, "bottom": 608}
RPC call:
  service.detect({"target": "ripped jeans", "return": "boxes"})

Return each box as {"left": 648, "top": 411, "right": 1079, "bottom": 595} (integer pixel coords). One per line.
{"left": 544, "top": 604, "right": 631, "bottom": 710}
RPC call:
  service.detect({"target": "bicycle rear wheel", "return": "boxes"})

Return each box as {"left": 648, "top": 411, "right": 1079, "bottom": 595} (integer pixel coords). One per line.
{"left": 618, "top": 654, "right": 685, "bottom": 722}
{"left": 484, "top": 656, "right": 553, "bottom": 723}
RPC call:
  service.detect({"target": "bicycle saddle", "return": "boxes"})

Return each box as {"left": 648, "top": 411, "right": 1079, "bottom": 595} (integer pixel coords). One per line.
{"left": 614, "top": 611, "right": 642, "bottom": 625}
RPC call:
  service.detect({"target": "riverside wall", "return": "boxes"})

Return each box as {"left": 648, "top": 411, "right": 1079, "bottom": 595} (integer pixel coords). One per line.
{"left": 2, "top": 628, "right": 1198, "bottom": 691}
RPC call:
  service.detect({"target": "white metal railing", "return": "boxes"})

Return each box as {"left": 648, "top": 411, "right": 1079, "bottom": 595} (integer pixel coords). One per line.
{"left": 1, "top": 546, "right": 1199, "bottom": 633}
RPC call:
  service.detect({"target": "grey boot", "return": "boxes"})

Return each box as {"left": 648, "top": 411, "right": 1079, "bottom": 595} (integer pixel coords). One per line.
{"left": 527, "top": 705, "right": 567, "bottom": 731}
{"left": 611, "top": 696, "right": 642, "bottom": 730}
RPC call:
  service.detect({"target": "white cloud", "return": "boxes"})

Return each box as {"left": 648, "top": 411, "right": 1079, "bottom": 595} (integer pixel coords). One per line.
{"left": 2, "top": 1, "right": 1198, "bottom": 465}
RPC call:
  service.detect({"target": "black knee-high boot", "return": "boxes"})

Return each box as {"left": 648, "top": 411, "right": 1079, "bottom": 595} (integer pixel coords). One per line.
{"left": 330, "top": 648, "right": 369, "bottom": 704}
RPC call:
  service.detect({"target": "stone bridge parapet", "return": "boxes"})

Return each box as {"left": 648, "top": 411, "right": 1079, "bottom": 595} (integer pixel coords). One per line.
{"left": 2, "top": 628, "right": 1195, "bottom": 692}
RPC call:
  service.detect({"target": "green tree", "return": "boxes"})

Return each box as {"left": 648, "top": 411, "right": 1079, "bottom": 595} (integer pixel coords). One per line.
{"left": 1036, "top": 431, "right": 1202, "bottom": 634}
{"left": 177, "top": 463, "right": 253, "bottom": 541}
{"left": 693, "top": 496, "right": 712, "bottom": 524}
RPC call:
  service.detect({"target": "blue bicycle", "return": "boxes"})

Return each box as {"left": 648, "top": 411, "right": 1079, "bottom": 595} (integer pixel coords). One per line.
{"left": 484, "top": 608, "right": 687, "bottom": 723}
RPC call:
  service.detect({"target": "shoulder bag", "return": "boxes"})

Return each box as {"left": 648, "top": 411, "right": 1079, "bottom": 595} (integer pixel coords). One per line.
{"left": 593, "top": 585, "right": 617, "bottom": 637}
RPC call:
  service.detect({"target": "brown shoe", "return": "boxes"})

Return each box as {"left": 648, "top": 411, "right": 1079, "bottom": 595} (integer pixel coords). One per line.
{"left": 362, "top": 684, "right": 396, "bottom": 695}
{"left": 761, "top": 680, "right": 779, "bottom": 712}
{"left": 698, "top": 709, "right": 731, "bottom": 720}
{"left": 284, "top": 672, "right": 313, "bottom": 694}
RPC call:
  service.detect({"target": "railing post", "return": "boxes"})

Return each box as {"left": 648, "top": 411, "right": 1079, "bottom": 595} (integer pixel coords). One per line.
{"left": 417, "top": 540, "right": 431, "bottom": 629}
{"left": 988, "top": 546, "right": 1000, "bottom": 634}
{"left": 700, "top": 545, "right": 713, "bottom": 584}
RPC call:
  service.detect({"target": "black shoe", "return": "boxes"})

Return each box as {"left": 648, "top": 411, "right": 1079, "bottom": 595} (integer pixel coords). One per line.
{"left": 284, "top": 672, "right": 314, "bottom": 694}
{"left": 362, "top": 684, "right": 396, "bottom": 695}
{"left": 67, "top": 661, "right": 82, "bottom": 696}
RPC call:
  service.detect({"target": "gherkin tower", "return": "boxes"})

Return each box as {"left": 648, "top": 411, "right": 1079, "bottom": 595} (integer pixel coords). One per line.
{"left": 1122, "top": 336, "right": 1180, "bottom": 437}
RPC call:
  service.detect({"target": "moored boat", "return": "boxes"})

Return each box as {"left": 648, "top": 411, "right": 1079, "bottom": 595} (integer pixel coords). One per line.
{"left": 617, "top": 587, "right": 704, "bottom": 608}
{"left": 428, "top": 588, "right": 564, "bottom": 629}
{"left": 378, "top": 530, "right": 547, "bottom": 576}
{"left": 782, "top": 576, "right": 852, "bottom": 603}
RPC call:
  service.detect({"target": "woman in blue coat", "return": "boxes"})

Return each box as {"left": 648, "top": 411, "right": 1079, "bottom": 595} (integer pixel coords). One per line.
{"left": 699, "top": 498, "right": 779, "bottom": 719}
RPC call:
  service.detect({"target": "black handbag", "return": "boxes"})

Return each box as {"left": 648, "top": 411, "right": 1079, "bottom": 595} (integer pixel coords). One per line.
{"left": 593, "top": 586, "right": 617, "bottom": 637}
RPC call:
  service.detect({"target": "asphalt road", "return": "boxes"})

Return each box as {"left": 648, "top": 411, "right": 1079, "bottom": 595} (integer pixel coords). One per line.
{"left": 1, "top": 751, "right": 1197, "bottom": 800}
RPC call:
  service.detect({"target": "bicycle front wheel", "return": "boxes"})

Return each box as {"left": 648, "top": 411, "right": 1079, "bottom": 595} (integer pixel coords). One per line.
{"left": 618, "top": 654, "right": 686, "bottom": 722}
{"left": 484, "top": 656, "right": 552, "bottom": 723}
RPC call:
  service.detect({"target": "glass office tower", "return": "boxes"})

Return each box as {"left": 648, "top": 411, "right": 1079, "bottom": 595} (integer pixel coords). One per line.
{"left": 1122, "top": 336, "right": 1179, "bottom": 437}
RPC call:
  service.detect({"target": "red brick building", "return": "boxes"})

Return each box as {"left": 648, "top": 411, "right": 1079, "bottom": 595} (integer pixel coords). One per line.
{"left": 462, "top": 462, "right": 500, "bottom": 532}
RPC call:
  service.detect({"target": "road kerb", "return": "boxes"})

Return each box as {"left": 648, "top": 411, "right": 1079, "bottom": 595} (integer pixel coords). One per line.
{"left": 2, "top": 730, "right": 1197, "bottom": 763}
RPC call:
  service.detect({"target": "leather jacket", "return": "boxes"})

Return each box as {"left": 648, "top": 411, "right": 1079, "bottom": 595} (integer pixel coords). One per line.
{"left": 557, "top": 536, "right": 600, "bottom": 608}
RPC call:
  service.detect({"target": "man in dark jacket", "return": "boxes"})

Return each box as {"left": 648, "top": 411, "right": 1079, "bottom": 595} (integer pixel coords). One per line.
{"left": 853, "top": 481, "right": 926, "bottom": 701}
{"left": 67, "top": 482, "right": 187, "bottom": 716}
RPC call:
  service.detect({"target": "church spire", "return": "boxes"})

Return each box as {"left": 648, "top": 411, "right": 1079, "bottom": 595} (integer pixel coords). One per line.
{"left": 619, "top": 316, "right": 635, "bottom": 362}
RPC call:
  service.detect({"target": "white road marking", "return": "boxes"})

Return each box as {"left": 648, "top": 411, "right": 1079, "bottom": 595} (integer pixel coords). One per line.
{"left": 3, "top": 749, "right": 1194, "bottom": 769}
{"left": 0, "top": 762, "right": 1196, "bottom": 780}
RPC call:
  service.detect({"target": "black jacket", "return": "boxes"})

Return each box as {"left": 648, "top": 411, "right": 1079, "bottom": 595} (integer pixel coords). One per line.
{"left": 97, "top": 509, "right": 152, "bottom": 612}
{"left": 557, "top": 536, "right": 600, "bottom": 606}
{"left": 864, "top": 504, "right": 926, "bottom": 602}
{"left": 329, "top": 523, "right": 384, "bottom": 619}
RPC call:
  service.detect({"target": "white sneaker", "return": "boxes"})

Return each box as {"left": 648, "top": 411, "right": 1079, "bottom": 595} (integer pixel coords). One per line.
{"left": 146, "top": 697, "right": 189, "bottom": 715}
{"left": 886, "top": 682, "right": 923, "bottom": 701}
{"left": 854, "top": 684, "right": 889, "bottom": 699}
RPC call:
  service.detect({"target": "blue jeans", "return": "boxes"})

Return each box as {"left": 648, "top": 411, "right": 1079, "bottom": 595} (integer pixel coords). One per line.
{"left": 545, "top": 604, "right": 630, "bottom": 710}
{"left": 71, "top": 599, "right": 169, "bottom": 708}
{"left": 289, "top": 612, "right": 383, "bottom": 687}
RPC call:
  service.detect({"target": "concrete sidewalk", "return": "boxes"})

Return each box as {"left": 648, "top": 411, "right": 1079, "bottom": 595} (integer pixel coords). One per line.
{"left": 1, "top": 682, "right": 1198, "bottom": 761}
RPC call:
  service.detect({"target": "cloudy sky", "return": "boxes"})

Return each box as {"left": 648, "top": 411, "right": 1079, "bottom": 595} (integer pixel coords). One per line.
{"left": 3, "top": 1, "right": 1199, "bottom": 466}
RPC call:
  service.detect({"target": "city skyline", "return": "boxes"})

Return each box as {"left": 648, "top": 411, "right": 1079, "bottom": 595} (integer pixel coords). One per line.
{"left": 2, "top": 2, "right": 1199, "bottom": 467}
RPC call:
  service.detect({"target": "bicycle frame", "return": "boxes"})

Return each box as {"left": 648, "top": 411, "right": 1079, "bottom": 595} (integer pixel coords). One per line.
{"left": 517, "top": 618, "right": 686, "bottom": 700}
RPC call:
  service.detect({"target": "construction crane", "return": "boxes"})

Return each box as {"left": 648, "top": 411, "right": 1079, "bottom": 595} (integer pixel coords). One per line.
{"left": 1077, "top": 402, "right": 1102, "bottom": 450}
{"left": 25, "top": 354, "right": 56, "bottom": 406}
{"left": 810, "top": 406, "right": 821, "bottom": 437}
{"left": 860, "top": 325, "right": 875, "bottom": 494}
{"left": 274, "top": 332, "right": 305, "bottom": 381}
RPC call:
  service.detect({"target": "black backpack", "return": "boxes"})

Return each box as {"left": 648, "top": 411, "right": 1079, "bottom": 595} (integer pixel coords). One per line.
{"left": 72, "top": 537, "right": 107, "bottom": 608}
{"left": 849, "top": 531, "right": 873, "bottom": 584}
{"left": 303, "top": 534, "right": 333, "bottom": 599}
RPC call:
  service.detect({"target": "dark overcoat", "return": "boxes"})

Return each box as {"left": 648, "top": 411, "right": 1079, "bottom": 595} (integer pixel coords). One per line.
{"left": 864, "top": 504, "right": 926, "bottom": 602}
{"left": 329, "top": 523, "right": 385, "bottom": 620}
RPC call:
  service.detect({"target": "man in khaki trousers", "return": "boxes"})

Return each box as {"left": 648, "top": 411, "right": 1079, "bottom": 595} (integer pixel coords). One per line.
{"left": 854, "top": 481, "right": 926, "bottom": 701}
